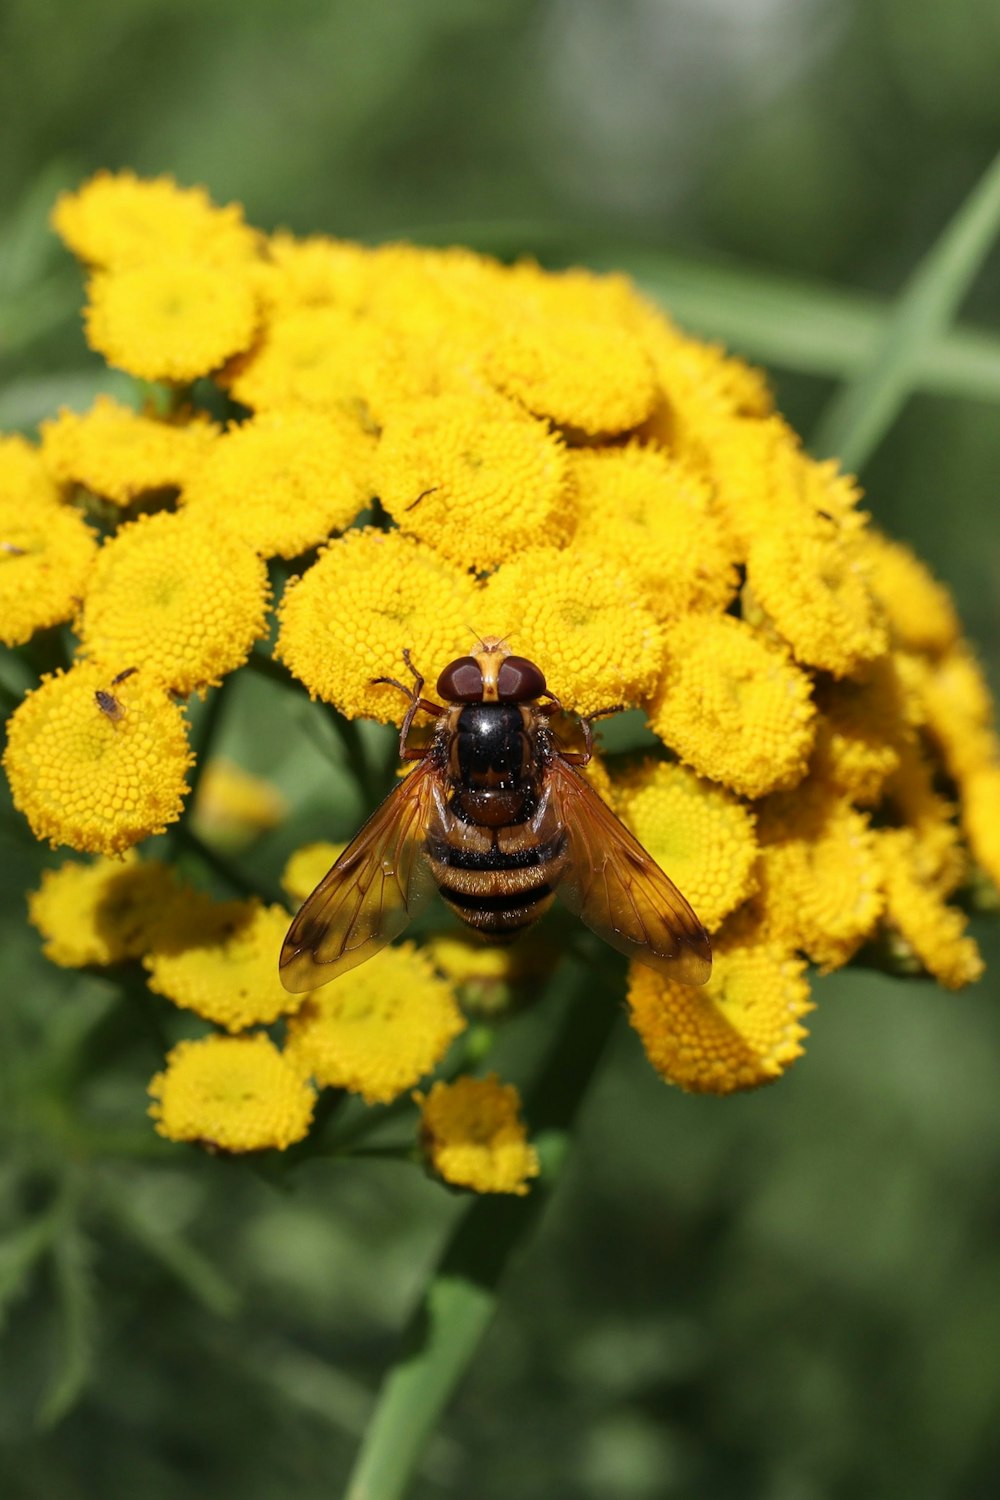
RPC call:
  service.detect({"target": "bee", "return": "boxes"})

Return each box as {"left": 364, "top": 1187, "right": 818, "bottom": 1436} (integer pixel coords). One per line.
{"left": 279, "top": 639, "right": 711, "bottom": 993}
{"left": 94, "top": 667, "right": 139, "bottom": 723}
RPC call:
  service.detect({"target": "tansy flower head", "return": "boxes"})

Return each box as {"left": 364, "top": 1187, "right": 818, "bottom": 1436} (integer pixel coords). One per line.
{"left": 861, "top": 529, "right": 960, "bottom": 655}
{"left": 284, "top": 943, "right": 465, "bottom": 1104}
{"left": 52, "top": 170, "right": 259, "bottom": 271}
{"left": 960, "top": 764, "right": 1000, "bottom": 891}
{"left": 149, "top": 1035, "right": 315, "bottom": 1152}
{"left": 276, "top": 528, "right": 477, "bottom": 722}
{"left": 4, "top": 664, "right": 192, "bottom": 854}
{"left": 40, "top": 397, "right": 218, "bottom": 508}
{"left": 28, "top": 853, "right": 181, "bottom": 968}
{"left": 479, "top": 546, "right": 664, "bottom": 716}
{"left": 376, "top": 394, "right": 573, "bottom": 572}
{"left": 0, "top": 432, "right": 64, "bottom": 508}
{"left": 178, "top": 408, "right": 372, "bottom": 558}
{"left": 917, "top": 642, "right": 1000, "bottom": 784}
{"left": 77, "top": 510, "right": 270, "bottom": 696}
{"left": 281, "top": 842, "right": 347, "bottom": 905}
{"left": 85, "top": 261, "right": 259, "bottom": 383}
{"left": 191, "top": 759, "right": 287, "bottom": 849}
{"left": 418, "top": 1075, "right": 540, "bottom": 1195}
{"left": 627, "top": 912, "right": 813, "bottom": 1094}
{"left": 0, "top": 497, "right": 98, "bottom": 646}
{"left": 143, "top": 901, "right": 306, "bottom": 1033}
{"left": 426, "top": 931, "right": 557, "bottom": 1018}
{"left": 649, "top": 614, "right": 816, "bottom": 798}
{"left": 811, "top": 655, "right": 914, "bottom": 806}
{"left": 569, "top": 442, "right": 740, "bottom": 621}
{"left": 614, "top": 759, "right": 758, "bottom": 933}
{"left": 254, "top": 231, "right": 378, "bottom": 314}
{"left": 877, "top": 828, "right": 983, "bottom": 990}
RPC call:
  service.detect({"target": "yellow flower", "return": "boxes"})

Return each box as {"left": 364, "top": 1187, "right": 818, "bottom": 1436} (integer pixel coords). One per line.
{"left": 376, "top": 394, "right": 573, "bottom": 572}
{"left": 627, "top": 913, "right": 812, "bottom": 1094}
{"left": 861, "top": 529, "right": 960, "bottom": 655}
{"left": 877, "top": 829, "right": 983, "bottom": 990}
{"left": 426, "top": 931, "right": 554, "bottom": 987}
{"left": 961, "top": 764, "right": 1000, "bottom": 890}
{"left": 77, "top": 511, "right": 270, "bottom": 696}
{"left": 0, "top": 432, "right": 64, "bottom": 508}
{"left": 254, "top": 231, "right": 378, "bottom": 313}
{"left": 149, "top": 1034, "right": 315, "bottom": 1152}
{"left": 284, "top": 943, "right": 465, "bottom": 1104}
{"left": 569, "top": 443, "right": 739, "bottom": 620}
{"left": 4, "top": 664, "right": 192, "bottom": 854}
{"left": 276, "top": 528, "right": 477, "bottom": 722}
{"left": 191, "top": 759, "right": 288, "bottom": 849}
{"left": 418, "top": 1074, "right": 540, "bottom": 1195}
{"left": 144, "top": 901, "right": 305, "bottom": 1032}
{"left": 811, "top": 656, "right": 913, "bottom": 806}
{"left": 746, "top": 515, "right": 887, "bottom": 677}
{"left": 479, "top": 546, "right": 664, "bottom": 716}
{"left": 0, "top": 497, "right": 98, "bottom": 646}
{"left": 613, "top": 759, "right": 758, "bottom": 933}
{"left": 40, "top": 397, "right": 218, "bottom": 507}
{"left": 85, "top": 261, "right": 258, "bottom": 383}
{"left": 281, "top": 841, "right": 346, "bottom": 905}
{"left": 178, "top": 408, "right": 372, "bottom": 558}
{"left": 753, "top": 780, "right": 884, "bottom": 971}
{"left": 883, "top": 741, "right": 966, "bottom": 897}
{"left": 28, "top": 853, "right": 181, "bottom": 967}
{"left": 52, "top": 170, "right": 259, "bottom": 271}
{"left": 649, "top": 614, "right": 816, "bottom": 798}
{"left": 917, "top": 642, "right": 1000, "bottom": 783}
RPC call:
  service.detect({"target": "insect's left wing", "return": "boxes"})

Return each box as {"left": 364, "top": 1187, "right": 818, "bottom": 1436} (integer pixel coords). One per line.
{"left": 279, "top": 758, "right": 440, "bottom": 993}
{"left": 547, "top": 756, "right": 712, "bottom": 985}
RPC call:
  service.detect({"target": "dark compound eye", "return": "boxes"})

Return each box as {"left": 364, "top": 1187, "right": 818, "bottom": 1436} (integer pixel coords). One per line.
{"left": 436, "top": 656, "right": 484, "bottom": 702}
{"left": 496, "top": 655, "right": 547, "bottom": 702}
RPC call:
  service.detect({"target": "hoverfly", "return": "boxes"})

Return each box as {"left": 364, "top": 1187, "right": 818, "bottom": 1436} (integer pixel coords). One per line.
{"left": 279, "top": 639, "right": 711, "bottom": 992}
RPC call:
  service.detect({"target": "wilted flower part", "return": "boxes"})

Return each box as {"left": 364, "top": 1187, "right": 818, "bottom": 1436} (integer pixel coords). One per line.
{"left": 28, "top": 854, "right": 181, "bottom": 967}
{"left": 418, "top": 1075, "right": 540, "bottom": 1195}
{"left": 40, "top": 397, "right": 218, "bottom": 507}
{"left": 0, "top": 497, "right": 98, "bottom": 646}
{"left": 149, "top": 1034, "right": 315, "bottom": 1152}
{"left": 4, "top": 664, "right": 191, "bottom": 854}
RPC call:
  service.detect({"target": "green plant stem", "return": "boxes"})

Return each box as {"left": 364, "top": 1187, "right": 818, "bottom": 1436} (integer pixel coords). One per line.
{"left": 186, "top": 677, "right": 232, "bottom": 808}
{"left": 812, "top": 148, "right": 1000, "bottom": 471}
{"left": 343, "top": 955, "right": 620, "bottom": 1500}
{"left": 173, "top": 820, "right": 279, "bottom": 904}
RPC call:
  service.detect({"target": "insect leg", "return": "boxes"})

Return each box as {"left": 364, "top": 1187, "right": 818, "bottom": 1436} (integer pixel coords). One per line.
{"left": 372, "top": 650, "right": 443, "bottom": 759}
{"left": 560, "top": 703, "right": 624, "bottom": 766}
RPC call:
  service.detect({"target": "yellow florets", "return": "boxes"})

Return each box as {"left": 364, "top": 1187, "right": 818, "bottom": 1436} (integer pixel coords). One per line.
{"left": 480, "top": 546, "right": 664, "bottom": 716}
{"left": 28, "top": 853, "right": 181, "bottom": 967}
{"left": 376, "top": 394, "right": 573, "bottom": 571}
{"left": 418, "top": 1075, "right": 540, "bottom": 1195}
{"left": 40, "top": 397, "right": 218, "bottom": 507}
{"left": 192, "top": 759, "right": 288, "bottom": 848}
{"left": 877, "top": 829, "right": 983, "bottom": 990}
{"left": 650, "top": 614, "right": 816, "bottom": 798}
{"left": 149, "top": 1034, "right": 315, "bottom": 1152}
{"left": 284, "top": 943, "right": 465, "bottom": 1104}
{"left": 52, "top": 171, "right": 259, "bottom": 270}
{"left": 861, "top": 529, "right": 960, "bottom": 655}
{"left": 0, "top": 432, "right": 64, "bottom": 507}
{"left": 627, "top": 914, "right": 813, "bottom": 1094}
{"left": 4, "top": 664, "right": 192, "bottom": 854}
{"left": 0, "top": 496, "right": 98, "bottom": 646}
{"left": 77, "top": 511, "right": 270, "bottom": 695}
{"left": 614, "top": 759, "right": 758, "bottom": 933}
{"left": 144, "top": 901, "right": 305, "bottom": 1032}
{"left": 86, "top": 261, "right": 259, "bottom": 383}
{"left": 179, "top": 409, "right": 372, "bottom": 558}
{"left": 276, "top": 528, "right": 477, "bottom": 722}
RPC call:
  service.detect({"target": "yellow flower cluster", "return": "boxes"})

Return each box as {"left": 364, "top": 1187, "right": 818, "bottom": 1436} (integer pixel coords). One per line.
{"left": 6, "top": 170, "right": 995, "bottom": 1158}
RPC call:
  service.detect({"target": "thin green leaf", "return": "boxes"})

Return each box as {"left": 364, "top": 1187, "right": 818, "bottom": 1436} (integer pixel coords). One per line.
{"left": 103, "top": 1185, "right": 240, "bottom": 1320}
{"left": 37, "top": 1220, "right": 96, "bottom": 1429}
{"left": 812, "top": 149, "right": 1000, "bottom": 469}
{"left": 0, "top": 1210, "right": 61, "bottom": 1334}
{"left": 343, "top": 954, "right": 619, "bottom": 1500}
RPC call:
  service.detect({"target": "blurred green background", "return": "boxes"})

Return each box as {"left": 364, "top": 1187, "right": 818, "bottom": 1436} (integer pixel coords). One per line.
{"left": 2, "top": 2, "right": 1000, "bottom": 1497}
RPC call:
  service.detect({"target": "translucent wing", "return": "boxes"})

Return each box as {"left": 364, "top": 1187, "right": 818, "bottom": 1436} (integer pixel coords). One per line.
{"left": 279, "top": 758, "right": 439, "bottom": 992}
{"left": 547, "top": 756, "right": 712, "bottom": 985}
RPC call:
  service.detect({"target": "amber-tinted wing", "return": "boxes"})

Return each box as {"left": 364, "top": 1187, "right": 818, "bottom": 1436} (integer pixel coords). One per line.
{"left": 547, "top": 756, "right": 712, "bottom": 985}
{"left": 279, "top": 758, "right": 439, "bottom": 993}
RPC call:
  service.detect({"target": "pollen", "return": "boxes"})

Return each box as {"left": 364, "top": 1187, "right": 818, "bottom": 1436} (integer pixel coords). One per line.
{"left": 276, "top": 528, "right": 477, "bottom": 723}
{"left": 376, "top": 393, "right": 573, "bottom": 572}
{"left": 28, "top": 853, "right": 181, "bottom": 968}
{"left": 52, "top": 170, "right": 259, "bottom": 271}
{"left": 149, "top": 1034, "right": 316, "bottom": 1152}
{"left": 614, "top": 759, "right": 758, "bottom": 933}
{"left": 85, "top": 260, "right": 258, "bottom": 383}
{"left": 0, "top": 496, "right": 98, "bottom": 646}
{"left": 649, "top": 613, "right": 816, "bottom": 798}
{"left": 627, "top": 913, "right": 813, "bottom": 1094}
{"left": 179, "top": 408, "right": 373, "bottom": 558}
{"left": 40, "top": 397, "right": 218, "bottom": 507}
{"left": 479, "top": 545, "right": 664, "bottom": 716}
{"left": 283, "top": 942, "right": 465, "bottom": 1104}
{"left": 3, "top": 663, "right": 192, "bottom": 854}
{"left": 418, "top": 1074, "right": 540, "bottom": 1195}
{"left": 144, "top": 901, "right": 306, "bottom": 1032}
{"left": 77, "top": 510, "right": 270, "bottom": 696}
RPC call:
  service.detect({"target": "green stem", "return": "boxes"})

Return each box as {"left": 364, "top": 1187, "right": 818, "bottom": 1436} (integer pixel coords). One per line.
{"left": 342, "top": 955, "right": 619, "bottom": 1500}
{"left": 173, "top": 820, "right": 279, "bottom": 905}
{"left": 186, "top": 677, "right": 232, "bottom": 809}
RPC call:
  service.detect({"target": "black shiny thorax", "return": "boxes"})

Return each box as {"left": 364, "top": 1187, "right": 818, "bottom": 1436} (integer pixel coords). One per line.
{"left": 451, "top": 703, "right": 533, "bottom": 789}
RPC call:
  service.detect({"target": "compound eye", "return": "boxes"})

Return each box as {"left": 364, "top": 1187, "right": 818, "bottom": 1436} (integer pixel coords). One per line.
{"left": 436, "top": 656, "right": 484, "bottom": 702}
{"left": 497, "top": 655, "right": 547, "bottom": 702}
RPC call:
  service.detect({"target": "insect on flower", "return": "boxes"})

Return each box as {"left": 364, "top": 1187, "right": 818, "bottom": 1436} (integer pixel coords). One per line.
{"left": 94, "top": 666, "right": 139, "bottom": 723}
{"left": 280, "top": 638, "right": 711, "bottom": 992}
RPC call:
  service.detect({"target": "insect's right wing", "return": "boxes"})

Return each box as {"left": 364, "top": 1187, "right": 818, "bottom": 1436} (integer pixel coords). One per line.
{"left": 279, "top": 757, "right": 440, "bottom": 993}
